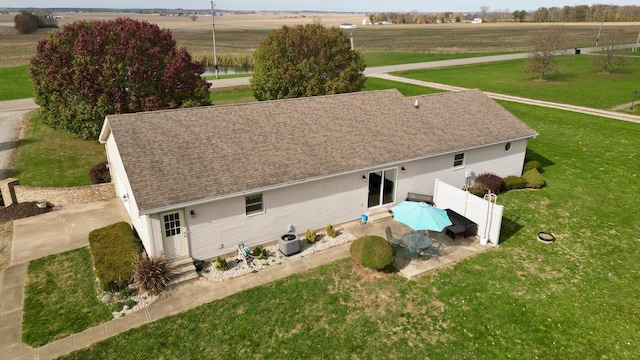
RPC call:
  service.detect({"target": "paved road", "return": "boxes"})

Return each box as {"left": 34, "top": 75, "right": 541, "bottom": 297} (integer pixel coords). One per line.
{"left": 0, "top": 99, "right": 38, "bottom": 181}
{"left": 207, "top": 46, "right": 615, "bottom": 88}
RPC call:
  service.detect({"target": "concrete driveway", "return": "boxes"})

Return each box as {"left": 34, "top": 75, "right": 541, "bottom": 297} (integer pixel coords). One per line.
{"left": 10, "top": 198, "right": 130, "bottom": 266}
{"left": 0, "top": 99, "right": 38, "bottom": 180}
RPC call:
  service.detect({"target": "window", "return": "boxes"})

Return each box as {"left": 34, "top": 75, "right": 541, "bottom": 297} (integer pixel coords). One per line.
{"left": 245, "top": 193, "right": 264, "bottom": 215}
{"left": 453, "top": 153, "right": 465, "bottom": 168}
{"left": 163, "top": 212, "right": 181, "bottom": 237}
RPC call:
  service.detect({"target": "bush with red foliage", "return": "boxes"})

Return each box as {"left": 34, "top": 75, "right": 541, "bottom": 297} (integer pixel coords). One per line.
{"left": 474, "top": 173, "right": 503, "bottom": 194}
{"left": 30, "top": 17, "right": 211, "bottom": 140}
{"left": 89, "top": 161, "right": 111, "bottom": 184}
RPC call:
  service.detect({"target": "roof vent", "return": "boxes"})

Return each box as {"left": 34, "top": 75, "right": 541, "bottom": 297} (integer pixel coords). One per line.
{"left": 414, "top": 100, "right": 420, "bottom": 108}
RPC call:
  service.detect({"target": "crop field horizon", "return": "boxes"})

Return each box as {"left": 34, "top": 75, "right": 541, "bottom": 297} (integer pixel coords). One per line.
{"left": 1, "top": 11, "right": 638, "bottom": 67}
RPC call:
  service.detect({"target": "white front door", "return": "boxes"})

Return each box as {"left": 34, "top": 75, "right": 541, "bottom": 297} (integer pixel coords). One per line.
{"left": 161, "top": 210, "right": 189, "bottom": 258}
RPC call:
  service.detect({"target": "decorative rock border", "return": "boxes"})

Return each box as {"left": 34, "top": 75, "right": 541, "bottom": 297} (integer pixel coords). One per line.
{"left": 537, "top": 231, "right": 555, "bottom": 244}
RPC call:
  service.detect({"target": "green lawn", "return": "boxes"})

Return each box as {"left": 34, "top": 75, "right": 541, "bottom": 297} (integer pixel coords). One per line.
{"left": 397, "top": 55, "right": 640, "bottom": 110}
{"left": 14, "top": 111, "right": 106, "bottom": 187}
{"left": 0, "top": 64, "right": 33, "bottom": 101}
{"left": 59, "top": 104, "right": 640, "bottom": 359}
{"left": 22, "top": 247, "right": 112, "bottom": 347}
{"left": 211, "top": 85, "right": 256, "bottom": 105}
{"left": 364, "top": 77, "right": 442, "bottom": 96}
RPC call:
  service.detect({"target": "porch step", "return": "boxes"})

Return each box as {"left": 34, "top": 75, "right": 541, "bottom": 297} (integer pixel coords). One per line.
{"left": 366, "top": 207, "right": 393, "bottom": 222}
{"left": 167, "top": 256, "right": 199, "bottom": 286}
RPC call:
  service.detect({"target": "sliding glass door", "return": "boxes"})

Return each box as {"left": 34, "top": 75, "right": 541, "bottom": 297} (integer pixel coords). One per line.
{"left": 367, "top": 168, "right": 397, "bottom": 208}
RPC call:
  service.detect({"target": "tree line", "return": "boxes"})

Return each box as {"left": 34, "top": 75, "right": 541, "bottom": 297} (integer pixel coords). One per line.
{"left": 368, "top": 4, "right": 640, "bottom": 24}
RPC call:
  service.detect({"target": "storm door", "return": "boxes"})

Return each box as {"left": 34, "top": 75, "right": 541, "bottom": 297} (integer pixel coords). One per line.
{"left": 161, "top": 210, "right": 188, "bottom": 258}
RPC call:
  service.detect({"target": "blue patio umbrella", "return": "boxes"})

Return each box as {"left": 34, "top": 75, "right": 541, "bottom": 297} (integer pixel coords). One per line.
{"left": 390, "top": 201, "right": 453, "bottom": 232}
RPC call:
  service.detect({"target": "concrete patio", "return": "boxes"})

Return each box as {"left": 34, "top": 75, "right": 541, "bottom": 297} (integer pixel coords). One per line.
{"left": 341, "top": 214, "right": 496, "bottom": 279}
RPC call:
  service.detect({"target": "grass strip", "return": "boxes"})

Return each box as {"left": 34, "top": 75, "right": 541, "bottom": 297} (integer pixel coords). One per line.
{"left": 14, "top": 111, "right": 106, "bottom": 187}
{"left": 22, "top": 247, "right": 112, "bottom": 347}
{"left": 0, "top": 64, "right": 33, "bottom": 101}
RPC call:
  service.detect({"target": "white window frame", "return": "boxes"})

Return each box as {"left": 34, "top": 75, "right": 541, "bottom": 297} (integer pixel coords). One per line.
{"left": 245, "top": 193, "right": 264, "bottom": 216}
{"left": 453, "top": 152, "right": 465, "bottom": 169}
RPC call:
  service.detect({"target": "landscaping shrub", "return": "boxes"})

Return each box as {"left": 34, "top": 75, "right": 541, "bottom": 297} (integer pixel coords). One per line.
{"left": 118, "top": 287, "right": 136, "bottom": 298}
{"left": 124, "top": 299, "right": 137, "bottom": 308}
{"left": 111, "top": 302, "right": 124, "bottom": 312}
{"left": 325, "top": 224, "right": 339, "bottom": 238}
{"left": 474, "top": 173, "right": 503, "bottom": 194}
{"left": 523, "top": 160, "right": 542, "bottom": 173}
{"left": 502, "top": 175, "right": 528, "bottom": 191}
{"left": 132, "top": 253, "right": 174, "bottom": 296}
{"left": 89, "top": 161, "right": 111, "bottom": 184}
{"left": 89, "top": 222, "right": 143, "bottom": 291}
{"left": 305, "top": 229, "right": 318, "bottom": 244}
{"left": 215, "top": 257, "right": 227, "bottom": 271}
{"left": 350, "top": 235, "right": 394, "bottom": 270}
{"left": 523, "top": 168, "right": 546, "bottom": 188}
{"left": 251, "top": 245, "right": 269, "bottom": 258}
{"left": 467, "top": 187, "right": 485, "bottom": 197}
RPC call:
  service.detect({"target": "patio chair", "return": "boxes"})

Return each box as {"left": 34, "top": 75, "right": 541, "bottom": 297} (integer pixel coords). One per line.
{"left": 423, "top": 238, "right": 444, "bottom": 261}
{"left": 385, "top": 226, "right": 404, "bottom": 248}
{"left": 236, "top": 242, "right": 255, "bottom": 268}
{"left": 403, "top": 246, "right": 422, "bottom": 267}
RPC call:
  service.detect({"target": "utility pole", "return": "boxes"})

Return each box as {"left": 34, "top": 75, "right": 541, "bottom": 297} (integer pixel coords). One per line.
{"left": 595, "top": 7, "right": 607, "bottom": 47}
{"left": 210, "top": 1, "right": 219, "bottom": 79}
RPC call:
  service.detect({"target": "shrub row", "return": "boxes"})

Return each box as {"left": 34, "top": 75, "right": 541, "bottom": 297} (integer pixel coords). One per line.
{"left": 89, "top": 222, "right": 143, "bottom": 291}
{"left": 471, "top": 162, "right": 546, "bottom": 196}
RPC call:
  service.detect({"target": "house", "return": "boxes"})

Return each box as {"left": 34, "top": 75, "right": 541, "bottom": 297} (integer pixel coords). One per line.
{"left": 98, "top": 89, "right": 538, "bottom": 262}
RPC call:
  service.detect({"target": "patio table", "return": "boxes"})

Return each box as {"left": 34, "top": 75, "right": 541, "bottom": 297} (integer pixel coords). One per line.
{"left": 402, "top": 232, "right": 433, "bottom": 250}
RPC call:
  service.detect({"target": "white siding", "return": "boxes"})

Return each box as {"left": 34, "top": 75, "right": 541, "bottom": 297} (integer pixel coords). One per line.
{"left": 104, "top": 134, "right": 154, "bottom": 256}
{"left": 185, "top": 172, "right": 368, "bottom": 260}
{"left": 138, "top": 139, "right": 528, "bottom": 260}
{"left": 396, "top": 140, "right": 527, "bottom": 202}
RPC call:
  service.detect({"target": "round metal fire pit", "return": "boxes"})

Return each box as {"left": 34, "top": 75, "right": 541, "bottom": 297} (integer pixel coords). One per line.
{"left": 537, "top": 231, "right": 555, "bottom": 244}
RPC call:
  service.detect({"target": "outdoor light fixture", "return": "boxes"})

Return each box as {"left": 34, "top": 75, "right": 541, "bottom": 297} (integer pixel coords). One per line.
{"left": 190, "top": 210, "right": 196, "bottom": 218}
{"left": 401, "top": 166, "right": 407, "bottom": 173}
{"left": 122, "top": 194, "right": 128, "bottom": 202}
{"left": 362, "top": 175, "right": 367, "bottom": 182}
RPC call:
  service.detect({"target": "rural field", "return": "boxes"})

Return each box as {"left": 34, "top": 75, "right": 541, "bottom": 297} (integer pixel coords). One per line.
{"left": 1, "top": 11, "right": 639, "bottom": 67}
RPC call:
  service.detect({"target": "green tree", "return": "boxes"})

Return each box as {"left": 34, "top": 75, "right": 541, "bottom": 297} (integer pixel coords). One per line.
{"left": 14, "top": 12, "right": 39, "bottom": 34}
{"left": 512, "top": 10, "right": 527, "bottom": 22}
{"left": 251, "top": 23, "right": 366, "bottom": 101}
{"left": 29, "top": 17, "right": 211, "bottom": 139}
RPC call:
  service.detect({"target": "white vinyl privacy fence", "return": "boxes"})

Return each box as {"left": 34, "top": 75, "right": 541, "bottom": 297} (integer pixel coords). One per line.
{"left": 433, "top": 179, "right": 503, "bottom": 245}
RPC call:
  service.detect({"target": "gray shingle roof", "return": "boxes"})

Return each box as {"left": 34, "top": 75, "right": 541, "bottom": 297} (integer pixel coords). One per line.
{"left": 102, "top": 89, "right": 537, "bottom": 213}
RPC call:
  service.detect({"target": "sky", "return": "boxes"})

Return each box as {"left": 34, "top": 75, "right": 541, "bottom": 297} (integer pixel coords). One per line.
{"left": 3, "top": 1, "right": 639, "bottom": 13}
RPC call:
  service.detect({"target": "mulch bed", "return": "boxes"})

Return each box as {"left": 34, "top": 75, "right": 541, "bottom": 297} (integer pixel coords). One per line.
{"left": 0, "top": 202, "right": 52, "bottom": 223}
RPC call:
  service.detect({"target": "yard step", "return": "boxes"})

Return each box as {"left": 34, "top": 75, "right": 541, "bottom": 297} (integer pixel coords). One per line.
{"left": 167, "top": 256, "right": 199, "bottom": 286}
{"left": 365, "top": 207, "right": 393, "bottom": 222}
